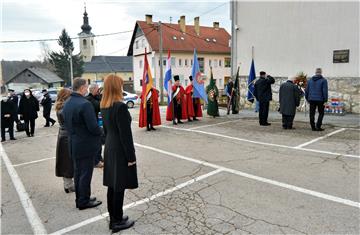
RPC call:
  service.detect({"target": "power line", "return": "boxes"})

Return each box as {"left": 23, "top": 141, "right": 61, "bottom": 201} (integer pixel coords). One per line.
{"left": 186, "top": 2, "right": 229, "bottom": 24}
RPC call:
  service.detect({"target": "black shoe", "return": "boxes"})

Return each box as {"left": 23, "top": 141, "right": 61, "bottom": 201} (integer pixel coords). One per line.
{"left": 112, "top": 219, "right": 135, "bottom": 233}
{"left": 188, "top": 118, "right": 192, "bottom": 122}
{"left": 51, "top": 121, "right": 56, "bottom": 126}
{"left": 147, "top": 127, "right": 151, "bottom": 131}
{"left": 26, "top": 133, "right": 31, "bottom": 137}
{"left": 282, "top": 126, "right": 287, "bottom": 129}
{"left": 78, "top": 200, "right": 102, "bottom": 210}
{"left": 151, "top": 127, "right": 156, "bottom": 131}
{"left": 193, "top": 118, "right": 199, "bottom": 121}
{"left": 316, "top": 127, "right": 325, "bottom": 131}
{"left": 109, "top": 216, "right": 129, "bottom": 230}
{"left": 64, "top": 186, "right": 75, "bottom": 194}
{"left": 260, "top": 123, "right": 271, "bottom": 126}
{"left": 1, "top": 139, "right": 5, "bottom": 142}
{"left": 178, "top": 120, "right": 184, "bottom": 124}
{"left": 265, "top": 122, "right": 271, "bottom": 126}
{"left": 44, "top": 125, "right": 50, "bottom": 127}
{"left": 10, "top": 138, "right": 16, "bottom": 140}
{"left": 311, "top": 127, "right": 317, "bottom": 131}
{"left": 173, "top": 121, "right": 177, "bottom": 125}
{"left": 30, "top": 134, "right": 34, "bottom": 137}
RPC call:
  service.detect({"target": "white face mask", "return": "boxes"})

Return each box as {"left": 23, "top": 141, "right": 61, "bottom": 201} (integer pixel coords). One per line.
{"left": 25, "top": 92, "right": 30, "bottom": 97}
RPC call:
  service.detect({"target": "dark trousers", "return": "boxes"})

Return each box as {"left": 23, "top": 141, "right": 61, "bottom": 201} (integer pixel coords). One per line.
{"left": 147, "top": 103, "right": 153, "bottom": 128}
{"left": 1, "top": 122, "right": 14, "bottom": 140}
{"left": 94, "top": 148, "right": 103, "bottom": 165}
{"left": 309, "top": 101, "right": 325, "bottom": 129}
{"left": 282, "top": 114, "right": 295, "bottom": 129}
{"left": 193, "top": 98, "right": 198, "bottom": 118}
{"left": 107, "top": 187, "right": 125, "bottom": 222}
{"left": 24, "top": 119, "right": 35, "bottom": 135}
{"left": 44, "top": 113, "right": 56, "bottom": 126}
{"left": 174, "top": 99, "right": 182, "bottom": 122}
{"left": 73, "top": 156, "right": 95, "bottom": 207}
{"left": 259, "top": 101, "right": 270, "bottom": 125}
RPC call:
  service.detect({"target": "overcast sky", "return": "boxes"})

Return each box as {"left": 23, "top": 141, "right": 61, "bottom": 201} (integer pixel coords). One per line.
{"left": 0, "top": 0, "right": 231, "bottom": 61}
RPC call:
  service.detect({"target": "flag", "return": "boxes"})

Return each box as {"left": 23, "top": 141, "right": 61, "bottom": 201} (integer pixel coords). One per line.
{"left": 247, "top": 59, "right": 256, "bottom": 102}
{"left": 141, "top": 48, "right": 153, "bottom": 109}
{"left": 233, "top": 66, "right": 240, "bottom": 113}
{"left": 191, "top": 49, "right": 208, "bottom": 103}
{"left": 164, "top": 50, "right": 172, "bottom": 106}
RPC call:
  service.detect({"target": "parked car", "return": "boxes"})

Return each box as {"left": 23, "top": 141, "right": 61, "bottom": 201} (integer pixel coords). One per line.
{"left": 47, "top": 89, "right": 58, "bottom": 103}
{"left": 122, "top": 91, "right": 139, "bottom": 108}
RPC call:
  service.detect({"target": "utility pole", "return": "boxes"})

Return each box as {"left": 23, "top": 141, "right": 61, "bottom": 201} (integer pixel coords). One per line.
{"left": 158, "top": 21, "right": 164, "bottom": 104}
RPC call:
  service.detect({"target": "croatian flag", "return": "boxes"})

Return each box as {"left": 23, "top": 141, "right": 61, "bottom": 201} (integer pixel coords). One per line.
{"left": 191, "top": 49, "right": 208, "bottom": 103}
{"left": 141, "top": 48, "right": 153, "bottom": 109}
{"left": 164, "top": 50, "right": 172, "bottom": 106}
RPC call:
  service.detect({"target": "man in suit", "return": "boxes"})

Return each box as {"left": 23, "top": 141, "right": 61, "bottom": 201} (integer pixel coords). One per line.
{"left": 254, "top": 71, "right": 275, "bottom": 126}
{"left": 62, "top": 78, "right": 102, "bottom": 210}
{"left": 279, "top": 79, "right": 301, "bottom": 129}
{"left": 41, "top": 89, "right": 56, "bottom": 127}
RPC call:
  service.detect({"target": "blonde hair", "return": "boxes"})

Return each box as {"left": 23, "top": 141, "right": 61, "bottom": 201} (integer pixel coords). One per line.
{"left": 100, "top": 74, "right": 124, "bottom": 109}
{"left": 55, "top": 88, "right": 72, "bottom": 111}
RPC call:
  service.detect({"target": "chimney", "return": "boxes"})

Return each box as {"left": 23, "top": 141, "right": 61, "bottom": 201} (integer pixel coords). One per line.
{"left": 179, "top": 15, "right": 186, "bottom": 33}
{"left": 145, "top": 14, "right": 153, "bottom": 24}
{"left": 194, "top": 17, "right": 200, "bottom": 35}
{"left": 213, "top": 22, "right": 220, "bottom": 30}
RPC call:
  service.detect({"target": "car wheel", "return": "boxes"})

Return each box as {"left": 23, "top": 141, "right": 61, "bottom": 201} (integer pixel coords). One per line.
{"left": 127, "top": 101, "right": 134, "bottom": 108}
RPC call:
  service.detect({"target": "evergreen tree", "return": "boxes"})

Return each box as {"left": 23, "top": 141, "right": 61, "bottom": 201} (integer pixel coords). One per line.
{"left": 48, "top": 29, "right": 84, "bottom": 86}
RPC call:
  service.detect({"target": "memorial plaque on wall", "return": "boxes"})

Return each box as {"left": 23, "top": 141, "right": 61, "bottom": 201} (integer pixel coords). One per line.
{"left": 333, "top": 49, "right": 350, "bottom": 63}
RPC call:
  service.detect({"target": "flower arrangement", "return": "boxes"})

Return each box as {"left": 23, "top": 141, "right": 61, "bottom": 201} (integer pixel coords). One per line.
{"left": 294, "top": 72, "right": 307, "bottom": 89}
{"left": 208, "top": 89, "right": 215, "bottom": 102}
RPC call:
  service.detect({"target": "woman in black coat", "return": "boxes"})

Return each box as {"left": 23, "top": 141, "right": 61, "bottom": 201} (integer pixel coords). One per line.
{"left": 100, "top": 74, "right": 138, "bottom": 233}
{"left": 55, "top": 88, "right": 74, "bottom": 193}
{"left": 18, "top": 89, "right": 39, "bottom": 137}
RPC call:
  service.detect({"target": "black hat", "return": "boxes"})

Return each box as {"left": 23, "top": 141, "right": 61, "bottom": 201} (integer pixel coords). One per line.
{"left": 189, "top": 76, "right": 193, "bottom": 81}
{"left": 260, "top": 71, "right": 266, "bottom": 76}
{"left": 42, "top": 89, "right": 47, "bottom": 93}
{"left": 8, "top": 89, "right": 14, "bottom": 92}
{"left": 174, "top": 75, "right": 180, "bottom": 81}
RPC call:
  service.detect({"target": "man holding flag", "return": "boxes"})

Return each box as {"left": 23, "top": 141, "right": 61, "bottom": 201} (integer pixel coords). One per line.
{"left": 185, "top": 75, "right": 202, "bottom": 121}
{"left": 139, "top": 49, "right": 161, "bottom": 131}
{"left": 166, "top": 75, "right": 187, "bottom": 125}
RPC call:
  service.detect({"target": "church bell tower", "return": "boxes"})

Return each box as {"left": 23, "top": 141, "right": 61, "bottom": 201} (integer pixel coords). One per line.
{"left": 78, "top": 5, "right": 95, "bottom": 62}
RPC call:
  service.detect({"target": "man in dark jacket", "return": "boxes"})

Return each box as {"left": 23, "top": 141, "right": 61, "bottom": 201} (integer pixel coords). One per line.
{"left": 41, "top": 89, "right": 56, "bottom": 127}
{"left": 305, "top": 68, "right": 328, "bottom": 131}
{"left": 1, "top": 95, "right": 17, "bottom": 142}
{"left": 86, "top": 84, "right": 103, "bottom": 168}
{"left": 254, "top": 71, "right": 275, "bottom": 126}
{"left": 279, "top": 79, "right": 301, "bottom": 129}
{"left": 62, "top": 78, "right": 102, "bottom": 210}
{"left": 8, "top": 89, "right": 19, "bottom": 123}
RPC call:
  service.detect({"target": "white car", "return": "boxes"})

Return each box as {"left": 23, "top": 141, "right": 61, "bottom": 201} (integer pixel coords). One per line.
{"left": 122, "top": 91, "right": 139, "bottom": 108}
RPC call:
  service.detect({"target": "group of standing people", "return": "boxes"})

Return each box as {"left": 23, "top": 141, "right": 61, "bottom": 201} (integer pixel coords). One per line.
{"left": 253, "top": 68, "right": 328, "bottom": 131}
{"left": 55, "top": 76, "right": 137, "bottom": 232}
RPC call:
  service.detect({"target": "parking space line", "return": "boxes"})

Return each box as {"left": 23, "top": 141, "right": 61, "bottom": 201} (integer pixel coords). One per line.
{"left": 158, "top": 125, "right": 360, "bottom": 159}
{"left": 295, "top": 128, "right": 346, "bottom": 148}
{"left": 0, "top": 144, "right": 47, "bottom": 234}
{"left": 49, "top": 168, "right": 223, "bottom": 235}
{"left": 135, "top": 142, "right": 360, "bottom": 209}
{"left": 12, "top": 157, "right": 55, "bottom": 167}
{"left": 187, "top": 120, "right": 240, "bottom": 130}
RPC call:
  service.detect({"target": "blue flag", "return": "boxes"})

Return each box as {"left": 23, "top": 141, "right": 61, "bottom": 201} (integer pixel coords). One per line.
{"left": 191, "top": 49, "right": 208, "bottom": 103}
{"left": 247, "top": 59, "right": 256, "bottom": 102}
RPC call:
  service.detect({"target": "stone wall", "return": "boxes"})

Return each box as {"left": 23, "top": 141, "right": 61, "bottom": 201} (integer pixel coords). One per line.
{"left": 237, "top": 76, "right": 360, "bottom": 113}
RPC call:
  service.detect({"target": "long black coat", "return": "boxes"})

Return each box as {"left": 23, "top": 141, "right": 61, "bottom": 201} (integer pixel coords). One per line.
{"left": 41, "top": 93, "right": 52, "bottom": 117}
{"left": 19, "top": 94, "right": 39, "bottom": 121}
{"left": 1, "top": 99, "right": 16, "bottom": 127}
{"left": 254, "top": 76, "right": 275, "bottom": 102}
{"left": 55, "top": 111, "right": 74, "bottom": 178}
{"left": 86, "top": 94, "right": 100, "bottom": 119}
{"left": 62, "top": 93, "right": 102, "bottom": 159}
{"left": 101, "top": 102, "right": 138, "bottom": 191}
{"left": 279, "top": 81, "right": 301, "bottom": 116}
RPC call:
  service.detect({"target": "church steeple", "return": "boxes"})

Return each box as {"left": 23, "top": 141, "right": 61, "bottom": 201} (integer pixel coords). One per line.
{"left": 81, "top": 5, "right": 92, "bottom": 34}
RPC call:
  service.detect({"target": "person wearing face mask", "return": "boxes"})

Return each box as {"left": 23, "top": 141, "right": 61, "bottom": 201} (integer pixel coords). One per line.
{"left": 62, "top": 78, "right": 102, "bottom": 210}
{"left": 1, "top": 94, "right": 17, "bottom": 142}
{"left": 18, "top": 89, "right": 40, "bottom": 137}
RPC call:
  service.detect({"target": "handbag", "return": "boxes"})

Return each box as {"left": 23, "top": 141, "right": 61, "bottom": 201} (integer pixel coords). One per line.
{"left": 16, "top": 121, "right": 26, "bottom": 132}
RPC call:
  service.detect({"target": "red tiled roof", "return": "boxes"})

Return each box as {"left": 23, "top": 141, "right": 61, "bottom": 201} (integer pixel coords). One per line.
{"left": 137, "top": 21, "right": 231, "bottom": 54}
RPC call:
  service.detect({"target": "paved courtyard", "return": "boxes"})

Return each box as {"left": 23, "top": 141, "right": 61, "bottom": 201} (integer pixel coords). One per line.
{"left": 1, "top": 106, "right": 359, "bottom": 234}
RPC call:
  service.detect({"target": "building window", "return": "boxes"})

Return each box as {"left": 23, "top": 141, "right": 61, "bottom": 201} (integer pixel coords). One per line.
{"left": 219, "top": 59, "right": 222, "bottom": 67}
{"left": 185, "top": 79, "right": 188, "bottom": 86}
{"left": 225, "top": 57, "right": 231, "bottom": 67}
{"left": 142, "top": 39, "right": 145, "bottom": 48}
{"left": 198, "top": 57, "right": 204, "bottom": 73}
{"left": 171, "top": 57, "right": 176, "bottom": 67}
{"left": 140, "top": 79, "right": 143, "bottom": 86}
{"left": 83, "top": 39, "right": 87, "bottom": 47}
{"left": 185, "top": 59, "right": 188, "bottom": 67}
{"left": 214, "top": 59, "right": 218, "bottom": 68}
{"left": 191, "top": 59, "right": 193, "bottom": 66}
{"left": 91, "top": 40, "right": 94, "bottom": 46}
{"left": 219, "top": 78, "right": 223, "bottom": 88}
{"left": 135, "top": 40, "right": 139, "bottom": 49}
{"left": 139, "top": 60, "right": 143, "bottom": 68}
{"left": 179, "top": 59, "right": 182, "bottom": 67}
{"left": 209, "top": 59, "right": 212, "bottom": 67}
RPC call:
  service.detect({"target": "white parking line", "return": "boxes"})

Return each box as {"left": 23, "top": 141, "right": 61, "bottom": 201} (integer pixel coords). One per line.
{"left": 187, "top": 120, "right": 240, "bottom": 130}
{"left": 134, "top": 142, "right": 360, "bottom": 209}
{"left": 295, "top": 128, "right": 346, "bottom": 148}
{"left": 0, "top": 144, "right": 47, "bottom": 234}
{"left": 13, "top": 157, "right": 56, "bottom": 167}
{"left": 159, "top": 125, "right": 360, "bottom": 159}
{"left": 49, "top": 168, "right": 223, "bottom": 235}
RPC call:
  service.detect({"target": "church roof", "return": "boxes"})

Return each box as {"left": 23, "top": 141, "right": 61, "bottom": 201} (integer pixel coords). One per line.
{"left": 83, "top": 56, "right": 133, "bottom": 73}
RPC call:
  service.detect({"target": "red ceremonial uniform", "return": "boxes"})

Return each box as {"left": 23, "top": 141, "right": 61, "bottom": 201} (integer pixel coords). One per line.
{"left": 139, "top": 88, "right": 161, "bottom": 128}
{"left": 166, "top": 85, "right": 187, "bottom": 121}
{"left": 185, "top": 84, "right": 203, "bottom": 118}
